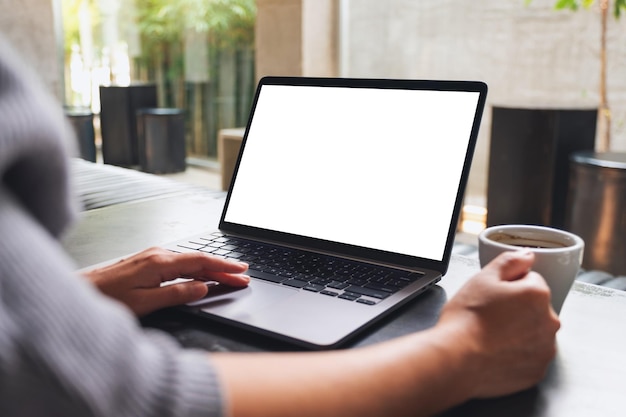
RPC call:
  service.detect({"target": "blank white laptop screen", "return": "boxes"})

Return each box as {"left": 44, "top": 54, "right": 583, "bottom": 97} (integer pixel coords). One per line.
{"left": 224, "top": 84, "right": 480, "bottom": 262}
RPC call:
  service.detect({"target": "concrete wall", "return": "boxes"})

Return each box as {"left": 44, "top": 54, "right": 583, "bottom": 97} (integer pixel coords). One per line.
{"left": 256, "top": 0, "right": 304, "bottom": 77}
{"left": 255, "top": 0, "right": 626, "bottom": 206}
{"left": 0, "top": 0, "right": 61, "bottom": 100}
{"left": 256, "top": 0, "right": 338, "bottom": 79}
{"left": 340, "top": 0, "right": 626, "bottom": 205}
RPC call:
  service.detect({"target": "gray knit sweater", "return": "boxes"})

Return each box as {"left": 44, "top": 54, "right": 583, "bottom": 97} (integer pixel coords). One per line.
{"left": 0, "top": 37, "right": 224, "bottom": 417}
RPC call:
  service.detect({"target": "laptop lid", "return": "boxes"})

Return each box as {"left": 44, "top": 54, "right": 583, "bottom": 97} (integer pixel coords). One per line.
{"left": 219, "top": 77, "right": 487, "bottom": 274}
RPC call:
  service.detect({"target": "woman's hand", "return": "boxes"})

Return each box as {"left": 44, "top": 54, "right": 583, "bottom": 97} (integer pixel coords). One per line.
{"left": 437, "top": 250, "right": 561, "bottom": 399}
{"left": 82, "top": 247, "right": 250, "bottom": 316}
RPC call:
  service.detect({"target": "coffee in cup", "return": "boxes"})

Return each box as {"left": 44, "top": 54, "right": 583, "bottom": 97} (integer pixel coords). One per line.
{"left": 478, "top": 224, "right": 584, "bottom": 314}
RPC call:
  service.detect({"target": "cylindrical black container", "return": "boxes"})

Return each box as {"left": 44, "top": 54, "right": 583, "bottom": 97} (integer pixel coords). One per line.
{"left": 99, "top": 84, "right": 157, "bottom": 166}
{"left": 565, "top": 151, "right": 626, "bottom": 275}
{"left": 65, "top": 108, "right": 96, "bottom": 162}
{"left": 136, "top": 108, "right": 186, "bottom": 174}
{"left": 487, "top": 107, "right": 597, "bottom": 228}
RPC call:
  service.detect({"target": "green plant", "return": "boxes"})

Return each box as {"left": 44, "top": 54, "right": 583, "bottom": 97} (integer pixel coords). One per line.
{"left": 133, "top": 0, "right": 255, "bottom": 108}
{"left": 527, "top": 0, "right": 626, "bottom": 151}
{"left": 133, "top": 0, "right": 256, "bottom": 157}
{"left": 135, "top": 0, "right": 255, "bottom": 56}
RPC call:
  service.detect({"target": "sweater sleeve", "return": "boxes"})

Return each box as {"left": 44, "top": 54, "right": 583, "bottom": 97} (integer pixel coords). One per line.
{"left": 0, "top": 192, "right": 226, "bottom": 417}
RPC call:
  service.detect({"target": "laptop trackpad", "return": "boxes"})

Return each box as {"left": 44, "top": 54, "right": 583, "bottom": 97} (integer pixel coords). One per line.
{"left": 186, "top": 280, "right": 298, "bottom": 320}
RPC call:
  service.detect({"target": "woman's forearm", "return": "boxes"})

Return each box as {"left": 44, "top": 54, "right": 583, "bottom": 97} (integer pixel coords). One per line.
{"left": 212, "top": 325, "right": 473, "bottom": 417}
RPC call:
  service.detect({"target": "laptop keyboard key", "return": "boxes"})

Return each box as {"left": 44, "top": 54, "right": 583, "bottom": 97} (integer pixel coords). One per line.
{"left": 329, "top": 274, "right": 350, "bottom": 282}
{"left": 393, "top": 271, "right": 425, "bottom": 283}
{"left": 310, "top": 277, "right": 332, "bottom": 286}
{"left": 344, "top": 285, "right": 390, "bottom": 299}
{"left": 387, "top": 279, "right": 410, "bottom": 289}
{"left": 283, "top": 279, "right": 308, "bottom": 288}
{"left": 346, "top": 278, "right": 367, "bottom": 286}
{"left": 364, "top": 282, "right": 400, "bottom": 293}
{"left": 303, "top": 284, "right": 325, "bottom": 292}
{"left": 326, "top": 281, "right": 350, "bottom": 290}
{"left": 248, "top": 270, "right": 286, "bottom": 284}
{"left": 338, "top": 293, "right": 360, "bottom": 301}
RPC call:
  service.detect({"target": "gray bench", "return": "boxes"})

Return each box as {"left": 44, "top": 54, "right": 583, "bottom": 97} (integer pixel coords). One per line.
{"left": 71, "top": 158, "right": 224, "bottom": 211}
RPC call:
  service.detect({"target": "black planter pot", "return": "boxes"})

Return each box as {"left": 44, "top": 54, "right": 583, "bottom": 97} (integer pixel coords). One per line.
{"left": 65, "top": 107, "right": 96, "bottom": 162}
{"left": 136, "top": 108, "right": 186, "bottom": 174}
{"left": 565, "top": 151, "right": 626, "bottom": 275}
{"left": 99, "top": 84, "right": 157, "bottom": 167}
{"left": 487, "top": 107, "right": 597, "bottom": 229}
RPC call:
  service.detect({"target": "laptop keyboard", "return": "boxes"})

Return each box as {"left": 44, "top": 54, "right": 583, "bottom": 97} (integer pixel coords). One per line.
{"left": 171, "top": 232, "right": 425, "bottom": 305}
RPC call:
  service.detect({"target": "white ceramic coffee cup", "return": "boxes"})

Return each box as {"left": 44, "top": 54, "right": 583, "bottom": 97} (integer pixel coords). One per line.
{"left": 478, "top": 224, "right": 584, "bottom": 314}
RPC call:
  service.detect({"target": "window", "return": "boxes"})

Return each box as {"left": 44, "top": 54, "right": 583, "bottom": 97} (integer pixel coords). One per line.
{"left": 62, "top": 0, "right": 256, "bottom": 159}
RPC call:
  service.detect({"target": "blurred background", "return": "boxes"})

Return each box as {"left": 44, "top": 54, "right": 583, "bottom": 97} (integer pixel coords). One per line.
{"left": 1, "top": 0, "right": 625, "bottom": 274}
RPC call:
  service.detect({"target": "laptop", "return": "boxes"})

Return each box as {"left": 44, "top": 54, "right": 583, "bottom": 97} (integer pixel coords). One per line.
{"left": 165, "top": 76, "right": 488, "bottom": 349}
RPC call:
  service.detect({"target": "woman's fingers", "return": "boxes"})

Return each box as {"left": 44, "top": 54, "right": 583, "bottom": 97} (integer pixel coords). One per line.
{"left": 484, "top": 250, "right": 535, "bottom": 282}
{"left": 132, "top": 281, "right": 210, "bottom": 316}
{"left": 121, "top": 247, "right": 249, "bottom": 285}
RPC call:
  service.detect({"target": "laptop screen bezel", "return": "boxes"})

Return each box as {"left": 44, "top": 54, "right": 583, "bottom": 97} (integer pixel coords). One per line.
{"left": 218, "top": 76, "right": 487, "bottom": 275}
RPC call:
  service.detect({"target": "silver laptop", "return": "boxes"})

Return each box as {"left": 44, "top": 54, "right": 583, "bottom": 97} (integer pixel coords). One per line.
{"left": 166, "top": 76, "right": 487, "bottom": 349}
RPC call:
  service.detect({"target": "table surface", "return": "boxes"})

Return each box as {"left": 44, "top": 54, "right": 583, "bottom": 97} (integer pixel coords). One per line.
{"left": 62, "top": 191, "right": 626, "bottom": 417}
